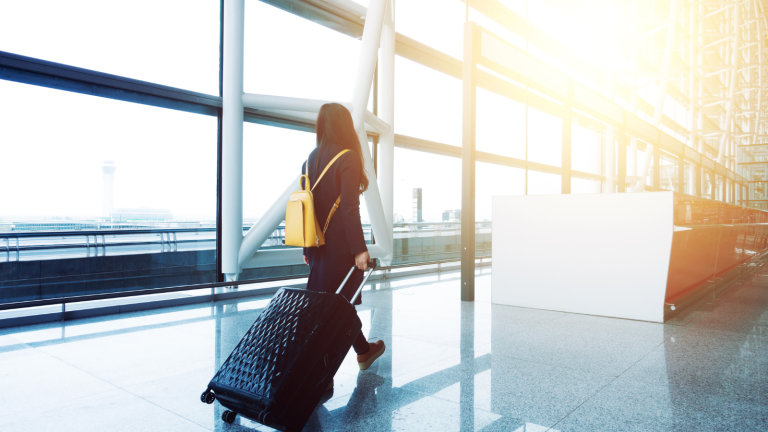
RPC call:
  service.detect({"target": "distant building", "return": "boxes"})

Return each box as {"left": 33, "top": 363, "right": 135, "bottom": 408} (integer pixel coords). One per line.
{"left": 111, "top": 208, "right": 173, "bottom": 222}
{"left": 412, "top": 188, "right": 422, "bottom": 222}
{"left": 442, "top": 209, "right": 461, "bottom": 222}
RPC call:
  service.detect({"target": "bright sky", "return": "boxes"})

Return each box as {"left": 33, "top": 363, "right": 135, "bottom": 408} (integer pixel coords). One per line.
{"left": 0, "top": 0, "right": 602, "bottom": 223}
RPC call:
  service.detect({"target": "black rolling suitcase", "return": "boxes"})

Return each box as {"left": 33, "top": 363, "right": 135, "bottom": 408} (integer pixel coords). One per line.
{"left": 200, "top": 262, "right": 376, "bottom": 432}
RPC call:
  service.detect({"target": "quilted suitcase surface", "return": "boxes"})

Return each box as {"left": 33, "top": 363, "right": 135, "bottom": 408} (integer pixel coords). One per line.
{"left": 200, "top": 265, "right": 374, "bottom": 432}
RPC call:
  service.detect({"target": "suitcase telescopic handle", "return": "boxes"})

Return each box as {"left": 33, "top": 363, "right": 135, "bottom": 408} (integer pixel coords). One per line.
{"left": 336, "top": 261, "right": 376, "bottom": 304}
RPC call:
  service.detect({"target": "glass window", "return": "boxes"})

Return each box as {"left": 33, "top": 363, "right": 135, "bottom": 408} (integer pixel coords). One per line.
{"left": 572, "top": 178, "right": 601, "bottom": 194}
{"left": 704, "top": 171, "right": 714, "bottom": 198}
{"left": 395, "top": 56, "right": 462, "bottom": 146}
{"left": 396, "top": 0, "right": 526, "bottom": 60}
{"left": 0, "top": 80, "right": 217, "bottom": 302}
{"left": 527, "top": 170, "right": 561, "bottom": 195}
{"left": 571, "top": 119, "right": 602, "bottom": 175}
{"left": 498, "top": 0, "right": 528, "bottom": 18}
{"left": 393, "top": 148, "right": 461, "bottom": 265}
{"left": 394, "top": 148, "right": 461, "bottom": 222}
{"left": 604, "top": 126, "right": 617, "bottom": 193}
{"left": 243, "top": 124, "right": 316, "bottom": 221}
{"left": 684, "top": 161, "right": 695, "bottom": 196}
{"left": 749, "top": 181, "right": 768, "bottom": 202}
{"left": 659, "top": 152, "right": 678, "bottom": 192}
{"left": 0, "top": 0, "right": 221, "bottom": 95}
{"left": 634, "top": 139, "right": 652, "bottom": 190}
{"left": 742, "top": 163, "right": 768, "bottom": 206}
{"left": 528, "top": 0, "right": 567, "bottom": 45}
{"left": 476, "top": 88, "right": 526, "bottom": 159}
{"left": 244, "top": 1, "right": 360, "bottom": 102}
{"left": 716, "top": 175, "right": 724, "bottom": 201}
{"left": 396, "top": 0, "right": 465, "bottom": 60}
{"left": 476, "top": 163, "right": 525, "bottom": 222}
{"left": 527, "top": 107, "right": 562, "bottom": 167}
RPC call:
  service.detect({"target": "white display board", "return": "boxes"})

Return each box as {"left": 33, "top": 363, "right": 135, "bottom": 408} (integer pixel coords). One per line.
{"left": 492, "top": 192, "right": 674, "bottom": 322}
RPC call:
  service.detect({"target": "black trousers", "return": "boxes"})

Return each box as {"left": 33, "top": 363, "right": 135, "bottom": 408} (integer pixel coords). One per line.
{"left": 353, "top": 330, "right": 369, "bottom": 355}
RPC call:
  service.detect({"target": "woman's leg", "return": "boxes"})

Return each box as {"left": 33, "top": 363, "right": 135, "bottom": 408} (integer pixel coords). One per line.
{"left": 352, "top": 330, "right": 370, "bottom": 355}
{"left": 350, "top": 308, "right": 385, "bottom": 370}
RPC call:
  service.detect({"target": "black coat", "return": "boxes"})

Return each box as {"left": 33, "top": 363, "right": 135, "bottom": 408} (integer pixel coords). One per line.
{"left": 302, "top": 143, "right": 368, "bottom": 305}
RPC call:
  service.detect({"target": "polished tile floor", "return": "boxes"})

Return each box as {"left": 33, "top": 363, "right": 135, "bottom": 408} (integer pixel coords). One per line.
{"left": 1, "top": 266, "right": 767, "bottom": 432}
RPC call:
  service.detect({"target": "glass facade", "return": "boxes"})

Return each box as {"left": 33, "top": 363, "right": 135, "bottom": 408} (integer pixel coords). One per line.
{"left": 476, "top": 88, "right": 526, "bottom": 159}
{"left": 0, "top": 80, "right": 217, "bottom": 302}
{"left": 244, "top": 1, "right": 360, "bottom": 101}
{"left": 395, "top": 56, "right": 462, "bottom": 146}
{"left": 0, "top": 0, "right": 752, "bottom": 306}
{"left": 527, "top": 107, "right": 562, "bottom": 167}
{"left": 0, "top": 0, "right": 221, "bottom": 94}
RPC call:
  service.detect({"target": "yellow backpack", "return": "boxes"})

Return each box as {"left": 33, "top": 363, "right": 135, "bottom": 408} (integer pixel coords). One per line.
{"left": 285, "top": 149, "right": 350, "bottom": 248}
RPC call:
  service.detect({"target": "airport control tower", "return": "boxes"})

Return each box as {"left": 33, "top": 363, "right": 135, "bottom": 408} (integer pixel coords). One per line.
{"left": 101, "top": 160, "right": 116, "bottom": 218}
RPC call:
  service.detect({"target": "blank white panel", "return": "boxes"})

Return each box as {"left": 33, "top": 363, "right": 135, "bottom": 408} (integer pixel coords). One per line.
{"left": 492, "top": 192, "right": 674, "bottom": 322}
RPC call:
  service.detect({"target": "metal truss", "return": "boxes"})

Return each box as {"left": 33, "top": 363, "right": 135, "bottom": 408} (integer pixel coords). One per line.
{"left": 614, "top": 0, "right": 768, "bottom": 204}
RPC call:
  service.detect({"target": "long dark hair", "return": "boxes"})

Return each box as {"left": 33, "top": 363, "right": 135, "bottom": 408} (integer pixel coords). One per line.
{"left": 315, "top": 103, "right": 369, "bottom": 194}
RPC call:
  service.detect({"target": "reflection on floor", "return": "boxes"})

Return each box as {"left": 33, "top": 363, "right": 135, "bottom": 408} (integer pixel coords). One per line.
{"left": 1, "top": 265, "right": 767, "bottom": 432}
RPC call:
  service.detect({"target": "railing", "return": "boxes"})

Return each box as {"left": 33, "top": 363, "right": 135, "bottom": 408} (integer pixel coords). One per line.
{"left": 0, "top": 221, "right": 489, "bottom": 263}
{"left": 0, "top": 220, "right": 492, "bottom": 317}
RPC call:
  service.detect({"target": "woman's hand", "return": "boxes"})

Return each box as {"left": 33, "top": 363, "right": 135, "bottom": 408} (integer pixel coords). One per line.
{"left": 354, "top": 251, "right": 370, "bottom": 271}
{"left": 303, "top": 255, "right": 309, "bottom": 265}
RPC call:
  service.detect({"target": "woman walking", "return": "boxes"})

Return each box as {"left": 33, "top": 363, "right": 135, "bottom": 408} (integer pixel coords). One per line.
{"left": 302, "top": 103, "right": 386, "bottom": 389}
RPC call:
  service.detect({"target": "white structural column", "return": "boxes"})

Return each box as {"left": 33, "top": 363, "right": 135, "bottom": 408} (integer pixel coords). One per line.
{"left": 350, "top": 0, "right": 392, "bottom": 260}
{"left": 634, "top": 0, "right": 679, "bottom": 192}
{"left": 378, "top": 0, "right": 396, "bottom": 266}
{"left": 222, "top": 0, "right": 245, "bottom": 281}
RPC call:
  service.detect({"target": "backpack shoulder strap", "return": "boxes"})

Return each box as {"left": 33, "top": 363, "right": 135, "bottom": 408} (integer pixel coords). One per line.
{"left": 311, "top": 149, "right": 351, "bottom": 192}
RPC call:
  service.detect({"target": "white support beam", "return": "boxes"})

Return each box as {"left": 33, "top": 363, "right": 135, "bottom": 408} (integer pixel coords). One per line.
{"left": 238, "top": 175, "right": 300, "bottom": 270}
{"left": 222, "top": 0, "right": 245, "bottom": 280}
{"left": 378, "top": 0, "right": 395, "bottom": 265}
{"left": 350, "top": 0, "right": 393, "bottom": 261}
{"left": 242, "top": 93, "right": 353, "bottom": 113}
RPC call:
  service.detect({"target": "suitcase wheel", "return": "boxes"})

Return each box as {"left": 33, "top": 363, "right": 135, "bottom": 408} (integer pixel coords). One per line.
{"left": 222, "top": 410, "right": 237, "bottom": 424}
{"left": 200, "top": 390, "right": 215, "bottom": 404}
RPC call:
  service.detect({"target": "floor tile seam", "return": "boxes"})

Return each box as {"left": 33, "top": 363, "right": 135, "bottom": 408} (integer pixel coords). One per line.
{"left": 473, "top": 350, "right": 620, "bottom": 379}
{"left": 28, "top": 346, "right": 147, "bottom": 399}
{"left": 546, "top": 375, "right": 620, "bottom": 432}
{"left": 0, "top": 340, "right": 36, "bottom": 354}
{"left": 379, "top": 349, "right": 470, "bottom": 382}
{"left": 395, "top": 385, "right": 512, "bottom": 420}
{"left": 0, "top": 387, "right": 120, "bottom": 419}
{"left": 382, "top": 333, "right": 467, "bottom": 352}
{"left": 386, "top": 323, "right": 530, "bottom": 346}
{"left": 486, "top": 330, "right": 666, "bottom": 373}
{"left": 606, "top": 337, "right": 679, "bottom": 390}
{"left": 13, "top": 315, "right": 221, "bottom": 350}
{"left": 678, "top": 324, "right": 768, "bottom": 340}
{"left": 319, "top": 389, "right": 356, "bottom": 407}
{"left": 391, "top": 386, "right": 505, "bottom": 416}
{"left": 113, "top": 385, "right": 216, "bottom": 431}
